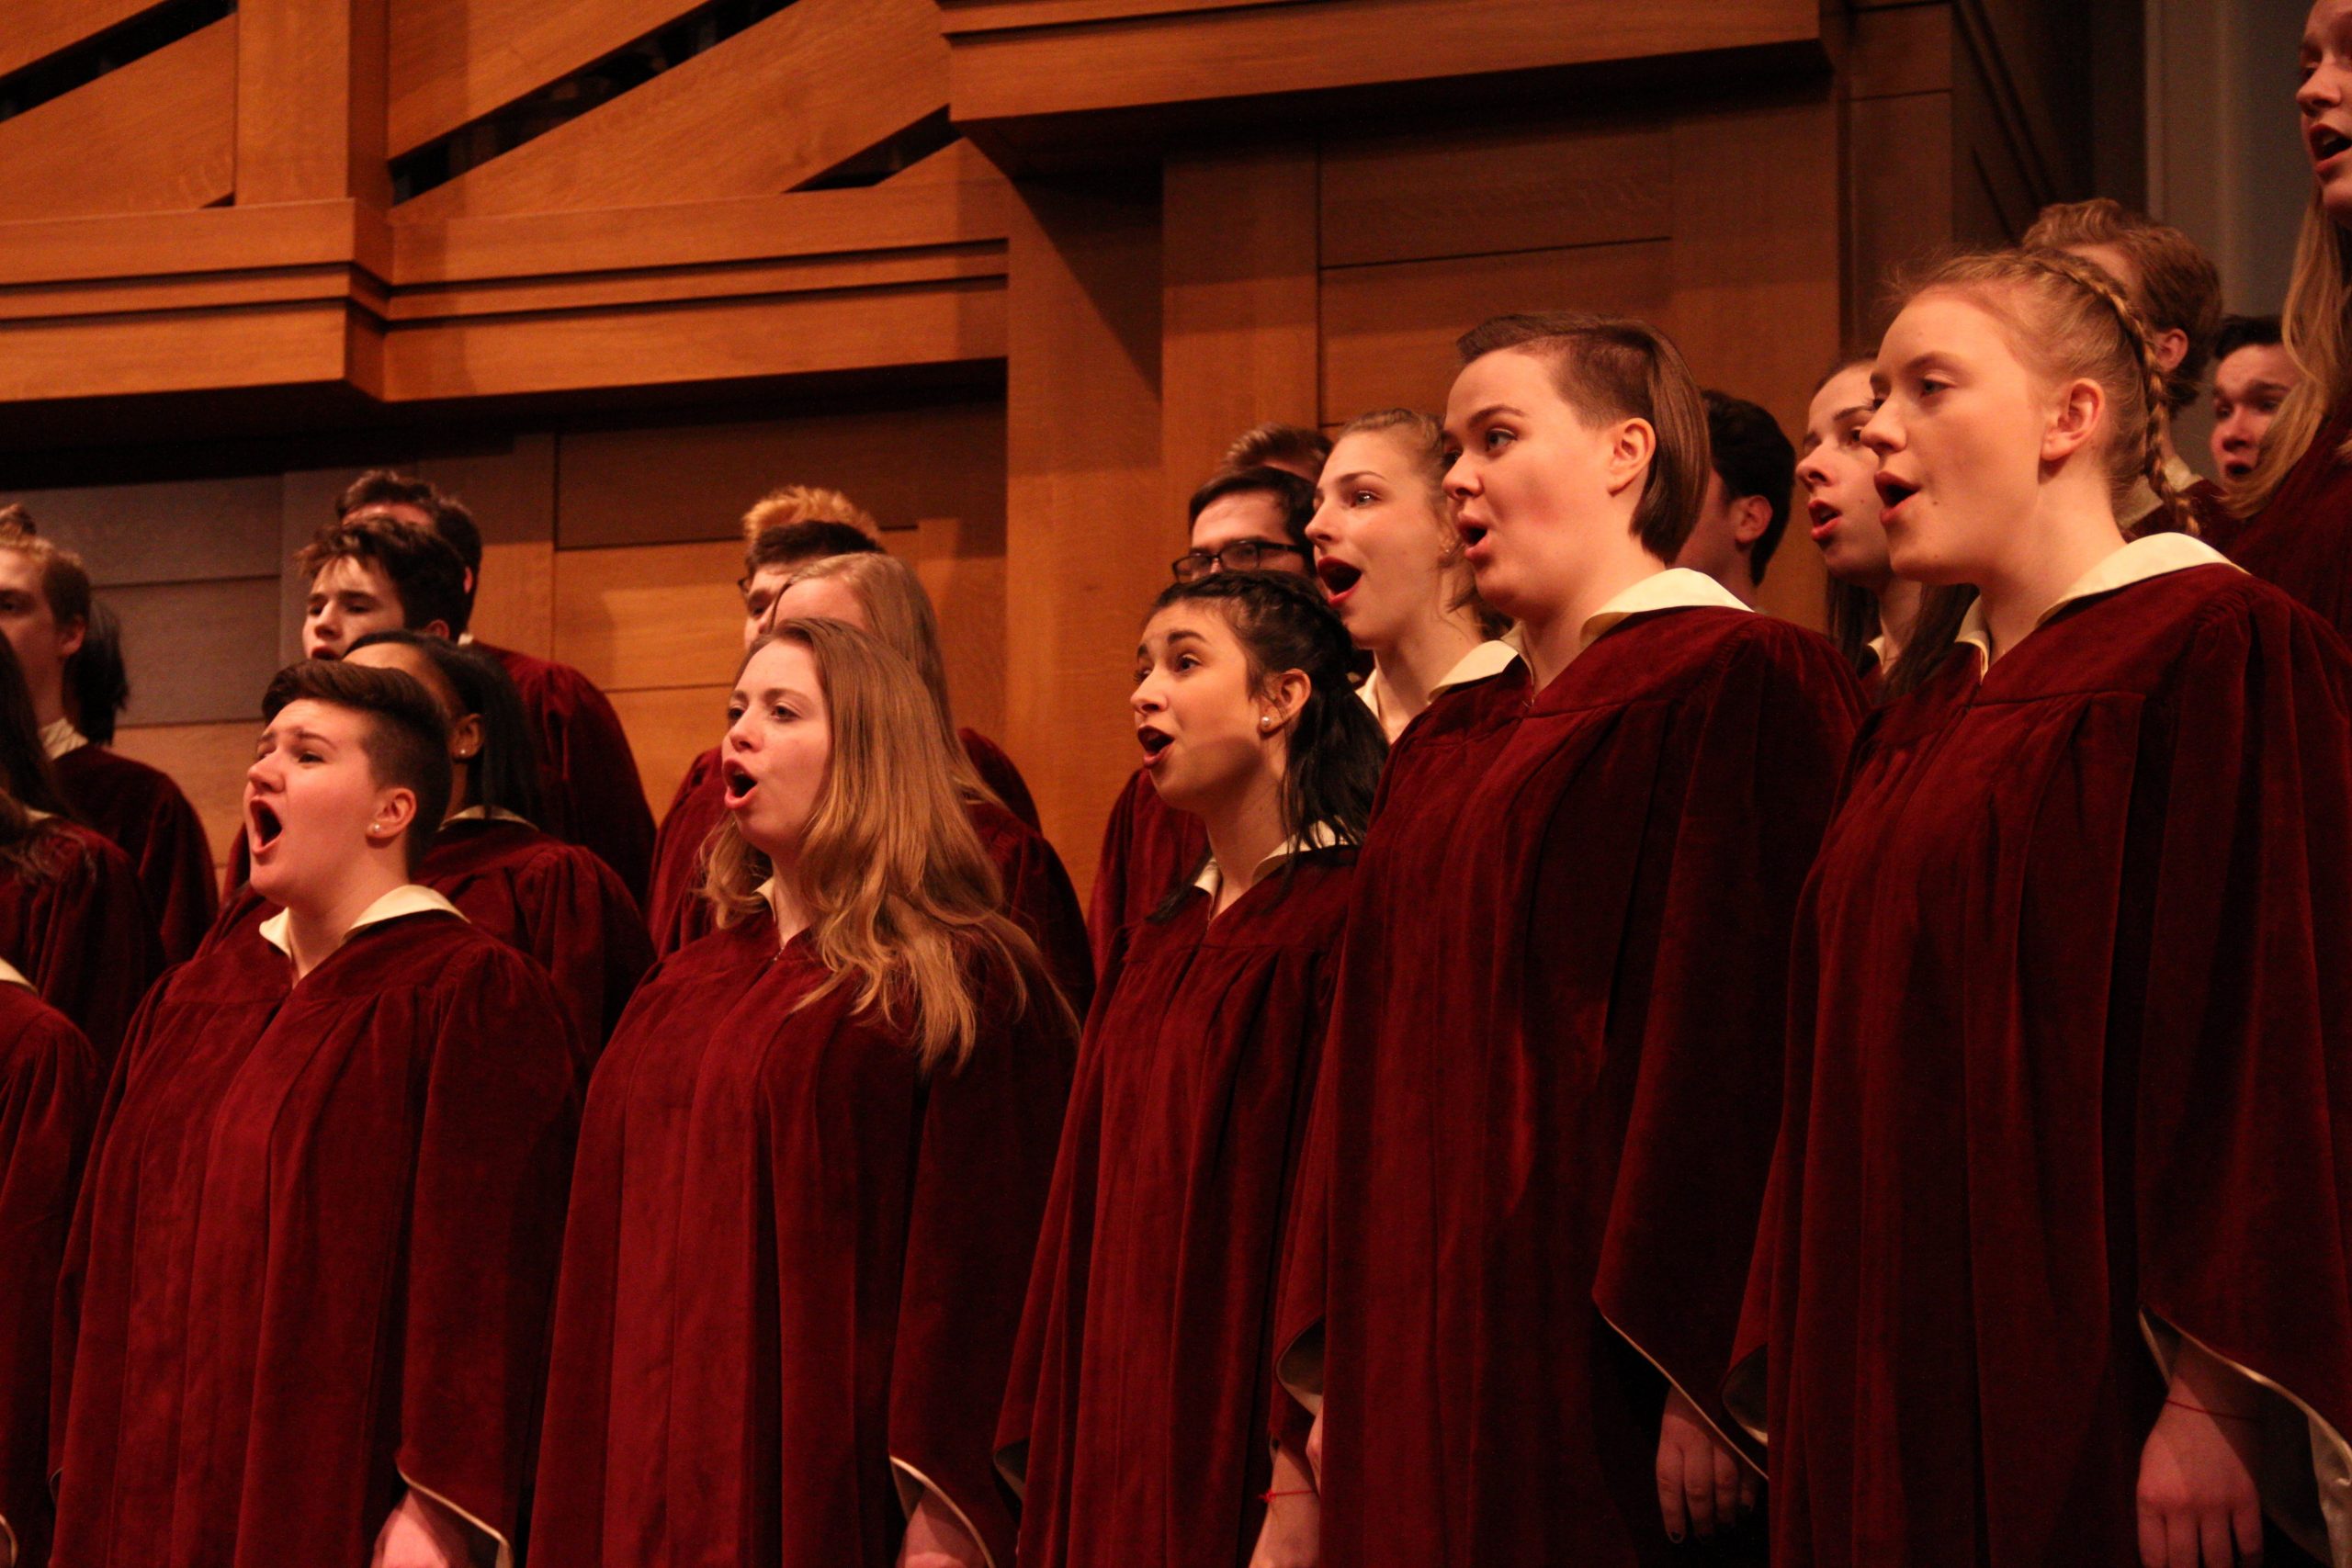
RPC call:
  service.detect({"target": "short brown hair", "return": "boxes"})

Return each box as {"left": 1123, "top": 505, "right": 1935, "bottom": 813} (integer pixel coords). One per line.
{"left": 294, "top": 516, "right": 472, "bottom": 637}
{"left": 1220, "top": 423, "right": 1332, "bottom": 479}
{"left": 1187, "top": 466, "right": 1317, "bottom": 552}
{"left": 340, "top": 469, "right": 482, "bottom": 613}
{"left": 1455, "top": 312, "right": 1713, "bottom": 561}
{"left": 2023, "top": 198, "right": 2223, "bottom": 414}
{"left": 743, "top": 521, "right": 882, "bottom": 581}
{"left": 741, "top": 485, "right": 879, "bottom": 542}
{"left": 262, "top": 658, "right": 453, "bottom": 874}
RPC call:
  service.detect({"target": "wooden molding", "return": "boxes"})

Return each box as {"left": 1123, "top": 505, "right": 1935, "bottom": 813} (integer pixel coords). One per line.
{"left": 389, "top": 0, "right": 707, "bottom": 159}
{"left": 0, "top": 0, "right": 176, "bottom": 83}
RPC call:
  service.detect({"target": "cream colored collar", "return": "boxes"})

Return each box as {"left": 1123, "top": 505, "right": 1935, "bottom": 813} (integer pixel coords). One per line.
{"left": 40, "top": 717, "right": 86, "bottom": 761}
{"left": 1357, "top": 638, "right": 1521, "bottom": 723}
{"left": 1956, "top": 532, "right": 2237, "bottom": 667}
{"left": 447, "top": 805, "right": 533, "bottom": 827}
{"left": 1581, "top": 568, "right": 1750, "bottom": 648}
{"left": 0, "top": 956, "right": 31, "bottom": 992}
{"left": 2120, "top": 454, "right": 2214, "bottom": 534}
{"left": 258, "top": 884, "right": 466, "bottom": 959}
{"left": 1193, "top": 819, "right": 1343, "bottom": 898}
{"left": 1864, "top": 631, "right": 1892, "bottom": 669}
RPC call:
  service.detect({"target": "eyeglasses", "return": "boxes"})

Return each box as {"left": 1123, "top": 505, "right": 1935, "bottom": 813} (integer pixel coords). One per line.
{"left": 1170, "top": 541, "right": 1307, "bottom": 583}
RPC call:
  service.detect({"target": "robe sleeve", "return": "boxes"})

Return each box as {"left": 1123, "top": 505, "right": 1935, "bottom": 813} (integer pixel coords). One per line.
{"left": 890, "top": 976, "right": 1079, "bottom": 1568}
{"left": 961, "top": 731, "right": 1043, "bottom": 833}
{"left": 1085, "top": 771, "right": 1149, "bottom": 973}
{"left": 2132, "top": 592, "right": 2352, "bottom": 1562}
{"left": 27, "top": 835, "right": 164, "bottom": 1069}
{"left": 395, "top": 946, "right": 583, "bottom": 1566}
{"left": 1587, "top": 628, "right": 1860, "bottom": 1468}
{"left": 992, "top": 818, "right": 1096, "bottom": 1021}
{"left": 0, "top": 1002, "right": 97, "bottom": 1568}
{"left": 645, "top": 755, "right": 713, "bottom": 954}
{"left": 535, "top": 671, "right": 657, "bottom": 908}
{"left": 130, "top": 784, "right": 217, "bottom": 967}
{"left": 510, "top": 846, "right": 657, "bottom": 1051}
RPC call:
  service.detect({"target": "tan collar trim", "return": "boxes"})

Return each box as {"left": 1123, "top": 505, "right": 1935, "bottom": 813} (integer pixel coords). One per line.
{"left": 446, "top": 805, "right": 534, "bottom": 827}
{"left": 40, "top": 717, "right": 86, "bottom": 761}
{"left": 1357, "top": 638, "right": 1521, "bottom": 724}
{"left": 1581, "top": 568, "right": 1750, "bottom": 648}
{"left": 1193, "top": 820, "right": 1344, "bottom": 897}
{"left": 1956, "top": 532, "right": 2239, "bottom": 667}
{"left": 257, "top": 884, "right": 467, "bottom": 959}
{"left": 0, "top": 956, "right": 32, "bottom": 992}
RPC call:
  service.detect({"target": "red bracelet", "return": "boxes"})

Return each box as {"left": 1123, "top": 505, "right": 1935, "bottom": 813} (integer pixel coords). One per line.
{"left": 2167, "top": 1396, "right": 2259, "bottom": 1427}
{"left": 1260, "top": 1488, "right": 1317, "bottom": 1503}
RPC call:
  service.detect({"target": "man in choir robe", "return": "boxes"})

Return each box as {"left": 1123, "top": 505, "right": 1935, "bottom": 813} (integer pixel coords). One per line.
{"left": 0, "top": 515, "right": 215, "bottom": 963}
{"left": 1220, "top": 422, "right": 1332, "bottom": 484}
{"left": 645, "top": 499, "right": 887, "bottom": 956}
{"left": 2024, "top": 199, "right": 2233, "bottom": 535}
{"left": 2211, "top": 314, "right": 2298, "bottom": 486}
{"left": 338, "top": 472, "right": 656, "bottom": 904}
{"left": 1673, "top": 391, "right": 1795, "bottom": 609}
{"left": 0, "top": 974, "right": 96, "bottom": 1568}
{"left": 51, "top": 656, "right": 580, "bottom": 1568}
{"left": 1087, "top": 465, "right": 1317, "bottom": 964}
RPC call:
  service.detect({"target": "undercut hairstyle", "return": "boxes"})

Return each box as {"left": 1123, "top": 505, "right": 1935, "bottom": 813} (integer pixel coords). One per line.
{"left": 1702, "top": 390, "right": 1797, "bottom": 583}
{"left": 338, "top": 468, "right": 483, "bottom": 613}
{"left": 1146, "top": 571, "right": 1386, "bottom": 917}
{"left": 741, "top": 485, "right": 880, "bottom": 542}
{"left": 0, "top": 632, "right": 76, "bottom": 882}
{"left": 2023, "top": 198, "right": 2224, "bottom": 414}
{"left": 743, "top": 520, "right": 885, "bottom": 581}
{"left": 347, "top": 630, "right": 545, "bottom": 825}
{"left": 294, "top": 515, "right": 473, "bottom": 638}
{"left": 0, "top": 508, "right": 120, "bottom": 738}
{"left": 262, "top": 658, "right": 455, "bottom": 875}
{"left": 1455, "top": 312, "right": 1713, "bottom": 562}
{"left": 2215, "top": 313, "right": 2285, "bottom": 363}
{"left": 1220, "top": 422, "right": 1333, "bottom": 479}
{"left": 1332, "top": 407, "right": 1511, "bottom": 639}
{"left": 1187, "top": 466, "right": 1317, "bottom": 554}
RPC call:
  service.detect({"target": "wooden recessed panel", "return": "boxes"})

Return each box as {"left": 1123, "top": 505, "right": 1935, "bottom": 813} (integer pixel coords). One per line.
{"left": 552, "top": 540, "right": 744, "bottom": 693}
{"left": 1320, "top": 240, "right": 1675, "bottom": 421}
{"left": 111, "top": 718, "right": 255, "bottom": 875}
{"left": 1319, "top": 119, "right": 1673, "bottom": 269}
{"left": 390, "top": 0, "right": 709, "bottom": 158}
{"left": 901, "top": 512, "right": 1011, "bottom": 744}
{"left": 557, "top": 400, "right": 1008, "bottom": 549}
{"left": 606, "top": 682, "right": 731, "bottom": 815}
{"left": 4, "top": 475, "right": 283, "bottom": 586}
{"left": 0, "top": 18, "right": 237, "bottom": 223}
{"left": 393, "top": 0, "right": 948, "bottom": 223}
{"left": 107, "top": 575, "right": 285, "bottom": 727}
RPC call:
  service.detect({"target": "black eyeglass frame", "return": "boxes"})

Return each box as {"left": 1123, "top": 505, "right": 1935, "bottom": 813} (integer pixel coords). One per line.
{"left": 1170, "top": 540, "right": 1309, "bottom": 582}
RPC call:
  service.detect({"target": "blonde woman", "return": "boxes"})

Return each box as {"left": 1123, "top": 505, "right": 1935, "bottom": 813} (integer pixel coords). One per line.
{"left": 531, "top": 619, "right": 1080, "bottom": 1568}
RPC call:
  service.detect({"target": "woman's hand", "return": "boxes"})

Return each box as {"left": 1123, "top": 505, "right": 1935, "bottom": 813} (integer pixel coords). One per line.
{"left": 2138, "top": 1345, "right": 2264, "bottom": 1568}
{"left": 897, "top": 1489, "right": 985, "bottom": 1568}
{"left": 1656, "top": 1385, "right": 1758, "bottom": 1543}
{"left": 371, "top": 1490, "right": 470, "bottom": 1568}
{"left": 1249, "top": 1441, "right": 1321, "bottom": 1568}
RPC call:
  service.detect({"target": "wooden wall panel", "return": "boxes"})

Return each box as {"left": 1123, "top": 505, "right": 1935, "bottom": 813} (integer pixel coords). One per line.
{"left": 607, "top": 684, "right": 731, "bottom": 816}
{"left": 552, "top": 541, "right": 743, "bottom": 694}
{"left": 0, "top": 18, "right": 237, "bottom": 223}
{"left": 112, "top": 719, "right": 254, "bottom": 875}
{"left": 390, "top": 0, "right": 707, "bottom": 158}
{"left": 1320, "top": 240, "right": 1675, "bottom": 421}
{"left": 415, "top": 434, "right": 559, "bottom": 656}
{"left": 0, "top": 0, "right": 175, "bottom": 82}
{"left": 392, "top": 0, "right": 948, "bottom": 223}
{"left": 108, "top": 577, "right": 284, "bottom": 726}
{"left": 4, "top": 476, "right": 282, "bottom": 586}
{"left": 236, "top": 0, "right": 391, "bottom": 206}
{"left": 902, "top": 512, "right": 1010, "bottom": 745}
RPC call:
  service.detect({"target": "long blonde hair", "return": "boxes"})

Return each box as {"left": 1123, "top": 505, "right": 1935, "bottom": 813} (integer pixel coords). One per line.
{"left": 2236, "top": 196, "right": 2352, "bottom": 517}
{"left": 779, "top": 551, "right": 1000, "bottom": 809}
{"left": 702, "top": 619, "right": 1057, "bottom": 1069}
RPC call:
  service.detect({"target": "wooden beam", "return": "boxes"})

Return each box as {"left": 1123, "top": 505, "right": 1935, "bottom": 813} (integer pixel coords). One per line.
{"left": 390, "top": 0, "right": 707, "bottom": 158}
{"left": 235, "top": 0, "right": 391, "bottom": 207}
{"left": 0, "top": 0, "right": 175, "bottom": 83}
{"left": 0, "top": 18, "right": 236, "bottom": 223}
{"left": 393, "top": 0, "right": 948, "bottom": 223}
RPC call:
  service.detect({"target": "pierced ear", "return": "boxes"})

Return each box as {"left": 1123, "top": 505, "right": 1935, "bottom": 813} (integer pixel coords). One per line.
{"left": 451, "top": 714, "right": 485, "bottom": 762}
{"left": 2043, "top": 377, "right": 2105, "bottom": 464}
{"left": 371, "top": 786, "right": 420, "bottom": 841}
{"left": 1605, "top": 419, "right": 1659, "bottom": 498}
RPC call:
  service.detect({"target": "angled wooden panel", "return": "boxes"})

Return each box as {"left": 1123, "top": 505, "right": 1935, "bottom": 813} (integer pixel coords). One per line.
{"left": 0, "top": 0, "right": 174, "bottom": 82}
{"left": 1320, "top": 240, "right": 1673, "bottom": 423}
{"left": 390, "top": 0, "right": 707, "bottom": 158}
{"left": 606, "top": 683, "right": 731, "bottom": 815}
{"left": 2, "top": 476, "right": 283, "bottom": 586}
{"left": 0, "top": 18, "right": 236, "bottom": 222}
{"left": 394, "top": 0, "right": 948, "bottom": 223}
{"left": 1319, "top": 118, "right": 1673, "bottom": 269}
{"left": 112, "top": 719, "right": 254, "bottom": 874}
{"left": 552, "top": 541, "right": 744, "bottom": 693}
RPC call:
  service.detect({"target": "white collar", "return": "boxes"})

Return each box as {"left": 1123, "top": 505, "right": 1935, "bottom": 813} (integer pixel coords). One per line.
{"left": 1357, "top": 638, "right": 1521, "bottom": 724}
{"left": 40, "top": 717, "right": 86, "bottom": 761}
{"left": 2120, "top": 455, "right": 2213, "bottom": 534}
{"left": 1864, "top": 631, "right": 1893, "bottom": 668}
{"left": 0, "top": 956, "right": 31, "bottom": 992}
{"left": 257, "top": 884, "right": 466, "bottom": 959}
{"left": 1580, "top": 568, "right": 1751, "bottom": 648}
{"left": 1193, "top": 820, "right": 1343, "bottom": 898}
{"left": 1956, "top": 532, "right": 2237, "bottom": 667}
{"left": 446, "top": 805, "right": 533, "bottom": 827}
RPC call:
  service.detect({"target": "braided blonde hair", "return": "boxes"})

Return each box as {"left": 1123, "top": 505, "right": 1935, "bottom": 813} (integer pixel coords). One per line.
{"left": 1896, "top": 247, "right": 2189, "bottom": 536}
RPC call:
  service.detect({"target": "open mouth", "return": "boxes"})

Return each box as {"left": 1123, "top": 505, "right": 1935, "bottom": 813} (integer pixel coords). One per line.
{"left": 2221, "top": 456, "right": 2254, "bottom": 480}
{"left": 248, "top": 800, "right": 284, "bottom": 855}
{"left": 722, "top": 760, "right": 758, "bottom": 807}
{"left": 1136, "top": 725, "right": 1174, "bottom": 765}
{"left": 1456, "top": 520, "right": 1491, "bottom": 553}
{"left": 1317, "top": 557, "right": 1364, "bottom": 601}
{"left": 2316, "top": 125, "right": 2352, "bottom": 165}
{"left": 1807, "top": 498, "right": 1842, "bottom": 539}
{"left": 1873, "top": 474, "right": 1919, "bottom": 519}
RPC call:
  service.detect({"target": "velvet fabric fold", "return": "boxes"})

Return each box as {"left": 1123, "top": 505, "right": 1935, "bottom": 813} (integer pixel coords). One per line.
{"left": 1084, "top": 768, "right": 1208, "bottom": 972}
{"left": 529, "top": 911, "right": 1078, "bottom": 1568}
{"left": 477, "top": 643, "right": 657, "bottom": 906}
{"left": 49, "top": 911, "right": 582, "bottom": 1568}
{"left": 51, "top": 746, "right": 215, "bottom": 965}
{"left": 0, "top": 986, "right": 98, "bottom": 1568}
{"left": 1000, "top": 852, "right": 1354, "bottom": 1568}
{"left": 0, "top": 822, "right": 162, "bottom": 1067}
{"left": 1275, "top": 607, "right": 1861, "bottom": 1566}
{"left": 2226, "top": 398, "right": 2352, "bottom": 631}
{"left": 1732, "top": 564, "right": 2352, "bottom": 1566}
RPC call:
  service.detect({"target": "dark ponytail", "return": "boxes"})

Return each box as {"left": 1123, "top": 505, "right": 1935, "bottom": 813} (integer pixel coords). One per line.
{"left": 1146, "top": 571, "right": 1387, "bottom": 913}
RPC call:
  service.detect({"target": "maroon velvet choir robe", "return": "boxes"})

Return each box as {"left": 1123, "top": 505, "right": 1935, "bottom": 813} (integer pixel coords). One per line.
{"left": 1275, "top": 573, "right": 1863, "bottom": 1566}
{"left": 2227, "top": 396, "right": 2352, "bottom": 632}
{"left": 49, "top": 892, "right": 581, "bottom": 1568}
{"left": 999, "top": 847, "right": 1355, "bottom": 1568}
{"left": 1084, "top": 767, "right": 1208, "bottom": 971}
{"left": 2182, "top": 476, "right": 2240, "bottom": 553}
{"left": 647, "top": 730, "right": 1048, "bottom": 957}
{"left": 0, "top": 819, "right": 161, "bottom": 1066}
{"left": 0, "top": 975, "right": 98, "bottom": 1568}
{"left": 1729, "top": 540, "right": 2352, "bottom": 1566}
{"left": 476, "top": 641, "right": 657, "bottom": 906}
{"left": 209, "top": 812, "right": 654, "bottom": 1047}
{"left": 530, "top": 910, "right": 1079, "bottom": 1568}
{"left": 49, "top": 739, "right": 216, "bottom": 965}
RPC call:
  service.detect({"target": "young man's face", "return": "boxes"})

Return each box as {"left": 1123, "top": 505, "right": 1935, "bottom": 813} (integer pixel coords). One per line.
{"left": 0, "top": 551, "right": 79, "bottom": 717}
{"left": 304, "top": 557, "right": 408, "bottom": 660}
